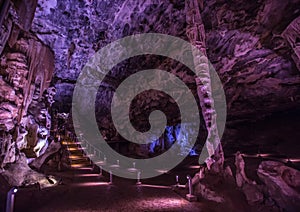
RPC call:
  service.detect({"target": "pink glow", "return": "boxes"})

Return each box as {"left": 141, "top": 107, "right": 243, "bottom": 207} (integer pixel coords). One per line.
{"left": 75, "top": 174, "right": 100, "bottom": 177}
{"left": 140, "top": 184, "right": 171, "bottom": 189}
{"left": 71, "top": 182, "right": 108, "bottom": 187}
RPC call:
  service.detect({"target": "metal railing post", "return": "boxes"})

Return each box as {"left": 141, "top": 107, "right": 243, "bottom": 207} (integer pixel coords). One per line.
{"left": 136, "top": 171, "right": 141, "bottom": 185}
{"left": 186, "top": 175, "right": 197, "bottom": 201}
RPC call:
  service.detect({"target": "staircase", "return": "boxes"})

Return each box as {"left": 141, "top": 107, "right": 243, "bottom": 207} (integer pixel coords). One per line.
{"left": 62, "top": 138, "right": 93, "bottom": 169}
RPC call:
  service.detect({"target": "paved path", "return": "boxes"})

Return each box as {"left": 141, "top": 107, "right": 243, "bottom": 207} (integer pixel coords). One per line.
{"left": 14, "top": 165, "right": 209, "bottom": 212}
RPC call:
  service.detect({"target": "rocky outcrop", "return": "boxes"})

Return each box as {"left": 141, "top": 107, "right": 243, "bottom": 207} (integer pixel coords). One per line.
{"left": 235, "top": 151, "right": 254, "bottom": 187}
{"left": 241, "top": 183, "right": 264, "bottom": 206}
{"left": 30, "top": 141, "right": 61, "bottom": 171}
{"left": 191, "top": 166, "right": 225, "bottom": 203}
{"left": 234, "top": 152, "right": 264, "bottom": 206}
{"left": 258, "top": 161, "right": 300, "bottom": 211}
{"left": 1, "top": 153, "right": 59, "bottom": 189}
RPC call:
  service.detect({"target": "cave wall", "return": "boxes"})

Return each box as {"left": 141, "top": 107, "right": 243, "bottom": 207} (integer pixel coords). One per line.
{"left": 0, "top": 0, "right": 59, "bottom": 187}
{"left": 30, "top": 0, "right": 300, "bottom": 159}
{"left": 204, "top": 0, "right": 300, "bottom": 121}
{"left": 32, "top": 0, "right": 300, "bottom": 124}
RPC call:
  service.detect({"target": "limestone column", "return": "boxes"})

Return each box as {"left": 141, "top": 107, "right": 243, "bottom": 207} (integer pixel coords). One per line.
{"left": 185, "top": 0, "right": 224, "bottom": 169}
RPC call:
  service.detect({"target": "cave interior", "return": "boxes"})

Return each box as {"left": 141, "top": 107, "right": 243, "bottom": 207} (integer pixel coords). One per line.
{"left": 0, "top": 0, "right": 300, "bottom": 211}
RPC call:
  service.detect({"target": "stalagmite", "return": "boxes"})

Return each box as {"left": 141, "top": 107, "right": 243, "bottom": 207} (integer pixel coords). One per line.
{"left": 234, "top": 151, "right": 254, "bottom": 187}
{"left": 185, "top": 0, "right": 224, "bottom": 169}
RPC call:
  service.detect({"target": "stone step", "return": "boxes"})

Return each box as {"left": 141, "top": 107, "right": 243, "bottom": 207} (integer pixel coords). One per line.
{"left": 70, "top": 163, "right": 93, "bottom": 169}
{"left": 71, "top": 159, "right": 91, "bottom": 164}
{"left": 62, "top": 141, "right": 83, "bottom": 145}
{"left": 62, "top": 139, "right": 97, "bottom": 170}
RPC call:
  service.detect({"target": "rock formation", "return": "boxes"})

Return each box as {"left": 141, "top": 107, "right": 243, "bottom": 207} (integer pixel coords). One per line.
{"left": 235, "top": 151, "right": 254, "bottom": 187}
{"left": 258, "top": 161, "right": 300, "bottom": 211}
{"left": 234, "top": 152, "right": 264, "bottom": 206}
{"left": 0, "top": 0, "right": 299, "bottom": 209}
{"left": 185, "top": 0, "right": 224, "bottom": 170}
{"left": 0, "top": 0, "right": 59, "bottom": 188}
{"left": 29, "top": 0, "right": 300, "bottom": 125}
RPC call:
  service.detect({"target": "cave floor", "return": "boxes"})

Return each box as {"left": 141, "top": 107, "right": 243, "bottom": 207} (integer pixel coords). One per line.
{"left": 14, "top": 157, "right": 206, "bottom": 212}
{"left": 11, "top": 156, "right": 275, "bottom": 212}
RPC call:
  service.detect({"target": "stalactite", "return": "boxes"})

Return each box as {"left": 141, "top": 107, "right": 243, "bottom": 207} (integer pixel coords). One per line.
{"left": 0, "top": 0, "right": 58, "bottom": 188}
{"left": 10, "top": 0, "right": 38, "bottom": 31}
{"left": 12, "top": 35, "right": 54, "bottom": 124}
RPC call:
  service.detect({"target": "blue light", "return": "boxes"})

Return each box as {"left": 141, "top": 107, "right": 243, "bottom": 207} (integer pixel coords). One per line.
{"left": 189, "top": 148, "right": 199, "bottom": 156}
{"left": 149, "top": 139, "right": 159, "bottom": 153}
{"left": 165, "top": 126, "right": 175, "bottom": 149}
{"left": 146, "top": 124, "right": 199, "bottom": 156}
